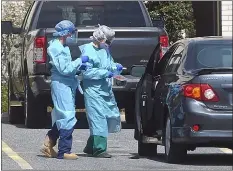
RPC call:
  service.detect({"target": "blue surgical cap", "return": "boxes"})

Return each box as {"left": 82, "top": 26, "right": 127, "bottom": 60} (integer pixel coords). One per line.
{"left": 53, "top": 20, "right": 77, "bottom": 37}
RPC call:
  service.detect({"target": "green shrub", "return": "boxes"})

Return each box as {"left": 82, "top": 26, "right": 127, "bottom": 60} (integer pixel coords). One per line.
{"left": 1, "top": 84, "right": 8, "bottom": 113}
{"left": 146, "top": 1, "right": 196, "bottom": 43}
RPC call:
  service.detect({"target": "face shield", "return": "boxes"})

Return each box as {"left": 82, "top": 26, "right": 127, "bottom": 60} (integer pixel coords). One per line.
{"left": 105, "top": 39, "right": 113, "bottom": 46}
{"left": 91, "top": 25, "right": 115, "bottom": 52}
{"left": 99, "top": 38, "right": 114, "bottom": 51}
{"left": 65, "top": 28, "right": 78, "bottom": 45}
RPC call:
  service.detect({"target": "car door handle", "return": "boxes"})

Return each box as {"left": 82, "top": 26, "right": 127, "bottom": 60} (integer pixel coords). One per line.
{"left": 141, "top": 95, "right": 147, "bottom": 107}
{"left": 142, "top": 95, "right": 147, "bottom": 98}
{"left": 153, "top": 81, "right": 158, "bottom": 90}
{"left": 153, "top": 75, "right": 161, "bottom": 80}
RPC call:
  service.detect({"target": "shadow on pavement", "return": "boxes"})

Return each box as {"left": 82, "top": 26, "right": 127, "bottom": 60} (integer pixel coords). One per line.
{"left": 36, "top": 154, "right": 49, "bottom": 158}
{"left": 129, "top": 153, "right": 233, "bottom": 166}
{"left": 1, "top": 112, "right": 134, "bottom": 129}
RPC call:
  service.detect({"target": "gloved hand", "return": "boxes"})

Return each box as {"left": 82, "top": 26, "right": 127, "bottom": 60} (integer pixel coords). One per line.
{"left": 81, "top": 56, "right": 89, "bottom": 63}
{"left": 79, "top": 63, "right": 87, "bottom": 71}
{"left": 116, "top": 63, "right": 123, "bottom": 71}
{"left": 107, "top": 71, "right": 114, "bottom": 78}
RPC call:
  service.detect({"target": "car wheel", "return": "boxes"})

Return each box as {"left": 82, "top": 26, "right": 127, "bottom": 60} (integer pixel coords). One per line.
{"left": 24, "top": 76, "right": 47, "bottom": 128}
{"left": 7, "top": 65, "right": 24, "bottom": 124}
{"left": 138, "top": 133, "right": 157, "bottom": 157}
{"left": 125, "top": 106, "right": 135, "bottom": 124}
{"left": 134, "top": 89, "right": 140, "bottom": 140}
{"left": 125, "top": 93, "right": 135, "bottom": 124}
{"left": 165, "top": 117, "right": 187, "bottom": 163}
{"left": 138, "top": 120, "right": 157, "bottom": 157}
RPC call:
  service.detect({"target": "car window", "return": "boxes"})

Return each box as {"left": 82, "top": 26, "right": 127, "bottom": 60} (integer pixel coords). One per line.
{"left": 153, "top": 44, "right": 178, "bottom": 76}
{"left": 36, "top": 1, "right": 146, "bottom": 28}
{"left": 196, "top": 45, "right": 232, "bottom": 68}
{"left": 185, "top": 42, "right": 232, "bottom": 70}
{"left": 164, "top": 45, "right": 184, "bottom": 73}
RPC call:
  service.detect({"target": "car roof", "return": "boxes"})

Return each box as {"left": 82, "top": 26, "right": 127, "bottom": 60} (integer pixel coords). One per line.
{"left": 175, "top": 36, "right": 232, "bottom": 45}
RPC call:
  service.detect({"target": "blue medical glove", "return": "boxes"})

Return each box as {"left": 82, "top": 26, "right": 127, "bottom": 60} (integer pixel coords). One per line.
{"left": 116, "top": 64, "right": 123, "bottom": 71}
{"left": 107, "top": 71, "right": 114, "bottom": 78}
{"left": 79, "top": 63, "right": 87, "bottom": 71}
{"left": 81, "top": 56, "right": 89, "bottom": 63}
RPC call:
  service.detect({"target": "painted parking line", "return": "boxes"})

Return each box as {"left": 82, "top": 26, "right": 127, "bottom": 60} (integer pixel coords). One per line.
{"left": 2, "top": 141, "right": 33, "bottom": 170}
{"left": 219, "top": 148, "right": 232, "bottom": 154}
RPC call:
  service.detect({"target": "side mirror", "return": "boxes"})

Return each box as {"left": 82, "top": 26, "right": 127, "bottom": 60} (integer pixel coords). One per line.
{"left": 151, "top": 15, "right": 165, "bottom": 28}
{"left": 13, "top": 27, "right": 22, "bottom": 34}
{"left": 1, "top": 21, "right": 13, "bottom": 34}
{"left": 152, "top": 19, "right": 165, "bottom": 28}
{"left": 1, "top": 21, "right": 21, "bottom": 34}
{"left": 131, "top": 65, "right": 146, "bottom": 77}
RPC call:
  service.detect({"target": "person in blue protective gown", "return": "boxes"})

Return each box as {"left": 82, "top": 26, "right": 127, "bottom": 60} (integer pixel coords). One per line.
{"left": 40, "top": 20, "right": 89, "bottom": 160}
{"left": 79, "top": 25, "right": 123, "bottom": 158}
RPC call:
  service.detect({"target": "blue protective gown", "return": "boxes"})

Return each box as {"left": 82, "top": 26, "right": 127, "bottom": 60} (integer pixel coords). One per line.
{"left": 47, "top": 39, "right": 82, "bottom": 131}
{"left": 79, "top": 43, "right": 121, "bottom": 138}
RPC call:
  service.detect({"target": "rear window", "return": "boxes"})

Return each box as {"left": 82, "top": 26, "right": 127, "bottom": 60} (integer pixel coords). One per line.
{"left": 185, "top": 42, "right": 232, "bottom": 70}
{"left": 36, "top": 1, "right": 146, "bottom": 28}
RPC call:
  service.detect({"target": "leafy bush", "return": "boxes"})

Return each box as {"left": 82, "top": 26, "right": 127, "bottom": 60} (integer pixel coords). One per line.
{"left": 1, "top": 84, "right": 8, "bottom": 113}
{"left": 1, "top": 1, "right": 33, "bottom": 83}
{"left": 146, "top": 1, "right": 196, "bottom": 43}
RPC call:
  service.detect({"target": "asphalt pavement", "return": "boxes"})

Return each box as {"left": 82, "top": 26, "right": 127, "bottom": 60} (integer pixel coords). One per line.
{"left": 1, "top": 112, "right": 232, "bottom": 170}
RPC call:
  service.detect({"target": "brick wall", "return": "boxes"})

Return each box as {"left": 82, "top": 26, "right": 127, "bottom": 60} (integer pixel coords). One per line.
{"left": 221, "top": 1, "right": 232, "bottom": 36}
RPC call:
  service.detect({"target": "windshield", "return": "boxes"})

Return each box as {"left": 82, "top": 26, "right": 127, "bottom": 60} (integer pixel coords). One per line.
{"left": 37, "top": 1, "right": 146, "bottom": 28}
{"left": 185, "top": 42, "right": 232, "bottom": 71}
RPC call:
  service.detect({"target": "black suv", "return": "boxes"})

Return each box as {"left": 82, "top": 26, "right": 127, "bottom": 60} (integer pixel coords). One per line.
{"left": 134, "top": 36, "right": 232, "bottom": 163}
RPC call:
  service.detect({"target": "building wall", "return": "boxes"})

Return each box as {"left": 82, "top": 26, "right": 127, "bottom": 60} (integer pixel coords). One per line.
{"left": 221, "top": 1, "right": 232, "bottom": 36}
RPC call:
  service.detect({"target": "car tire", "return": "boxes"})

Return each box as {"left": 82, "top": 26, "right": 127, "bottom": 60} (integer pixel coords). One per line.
{"left": 24, "top": 76, "right": 47, "bottom": 128}
{"left": 165, "top": 117, "right": 187, "bottom": 163}
{"left": 125, "top": 93, "right": 135, "bottom": 124}
{"left": 125, "top": 106, "right": 135, "bottom": 124}
{"left": 138, "top": 133, "right": 157, "bottom": 157}
{"left": 7, "top": 70, "right": 24, "bottom": 124}
{"left": 134, "top": 89, "right": 141, "bottom": 140}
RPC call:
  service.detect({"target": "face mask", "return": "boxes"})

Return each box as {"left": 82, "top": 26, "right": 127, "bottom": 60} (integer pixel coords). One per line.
{"left": 105, "top": 40, "right": 112, "bottom": 46}
{"left": 99, "top": 42, "right": 109, "bottom": 49}
{"left": 99, "top": 42, "right": 111, "bottom": 54}
{"left": 65, "top": 32, "right": 78, "bottom": 45}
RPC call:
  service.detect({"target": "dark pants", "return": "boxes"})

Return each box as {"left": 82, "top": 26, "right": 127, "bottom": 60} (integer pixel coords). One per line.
{"left": 47, "top": 124, "right": 74, "bottom": 159}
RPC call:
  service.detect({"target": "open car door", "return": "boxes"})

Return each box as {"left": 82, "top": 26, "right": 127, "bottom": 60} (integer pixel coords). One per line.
{"left": 135, "top": 43, "right": 161, "bottom": 139}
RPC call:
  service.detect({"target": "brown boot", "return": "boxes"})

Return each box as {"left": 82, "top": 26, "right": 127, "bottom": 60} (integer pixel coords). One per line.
{"left": 63, "top": 153, "right": 78, "bottom": 160}
{"left": 40, "top": 135, "right": 57, "bottom": 158}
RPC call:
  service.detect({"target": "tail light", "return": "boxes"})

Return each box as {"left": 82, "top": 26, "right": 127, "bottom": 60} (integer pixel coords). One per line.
{"left": 33, "top": 36, "right": 46, "bottom": 63}
{"left": 192, "top": 125, "right": 200, "bottom": 132}
{"left": 183, "top": 84, "right": 219, "bottom": 102}
{"left": 159, "top": 35, "right": 169, "bottom": 59}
